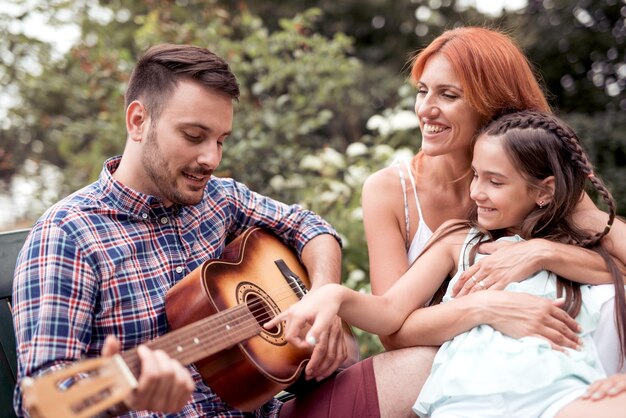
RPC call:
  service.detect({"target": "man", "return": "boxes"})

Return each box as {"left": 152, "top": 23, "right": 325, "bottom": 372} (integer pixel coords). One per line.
{"left": 13, "top": 44, "right": 433, "bottom": 418}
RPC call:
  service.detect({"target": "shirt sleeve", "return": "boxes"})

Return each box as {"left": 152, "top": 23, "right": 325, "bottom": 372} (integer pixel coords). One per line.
{"left": 222, "top": 179, "right": 341, "bottom": 256}
{"left": 12, "top": 220, "right": 99, "bottom": 415}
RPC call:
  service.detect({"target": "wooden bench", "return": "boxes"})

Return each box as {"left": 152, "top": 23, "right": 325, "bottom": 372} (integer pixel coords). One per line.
{"left": 0, "top": 229, "right": 29, "bottom": 418}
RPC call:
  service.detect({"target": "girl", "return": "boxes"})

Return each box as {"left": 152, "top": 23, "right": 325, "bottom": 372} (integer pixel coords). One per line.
{"left": 266, "top": 110, "right": 626, "bottom": 417}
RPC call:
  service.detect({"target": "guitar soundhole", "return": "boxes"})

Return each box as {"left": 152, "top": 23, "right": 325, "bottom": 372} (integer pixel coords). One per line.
{"left": 246, "top": 293, "right": 279, "bottom": 335}
{"left": 237, "top": 282, "right": 287, "bottom": 345}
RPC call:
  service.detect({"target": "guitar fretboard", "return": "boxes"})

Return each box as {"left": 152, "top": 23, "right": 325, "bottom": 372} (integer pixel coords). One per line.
{"left": 120, "top": 304, "right": 261, "bottom": 377}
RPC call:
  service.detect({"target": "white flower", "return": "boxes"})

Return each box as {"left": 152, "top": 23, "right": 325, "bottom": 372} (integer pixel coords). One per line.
{"left": 350, "top": 207, "right": 363, "bottom": 221}
{"left": 373, "top": 144, "right": 394, "bottom": 160}
{"left": 329, "top": 181, "right": 351, "bottom": 199}
{"left": 345, "top": 165, "right": 370, "bottom": 188}
{"left": 346, "top": 142, "right": 369, "bottom": 158}
{"left": 348, "top": 269, "right": 366, "bottom": 283}
{"left": 269, "top": 175, "right": 286, "bottom": 190}
{"left": 318, "top": 190, "right": 339, "bottom": 203}
{"left": 389, "top": 110, "right": 419, "bottom": 131}
{"left": 367, "top": 114, "right": 391, "bottom": 136}
{"left": 367, "top": 110, "right": 418, "bottom": 136}
{"left": 322, "top": 147, "right": 345, "bottom": 169}
{"left": 300, "top": 155, "right": 324, "bottom": 172}
{"left": 392, "top": 147, "right": 415, "bottom": 163}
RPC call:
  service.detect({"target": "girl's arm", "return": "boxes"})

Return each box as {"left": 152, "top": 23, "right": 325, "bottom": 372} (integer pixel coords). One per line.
{"left": 265, "top": 231, "right": 460, "bottom": 348}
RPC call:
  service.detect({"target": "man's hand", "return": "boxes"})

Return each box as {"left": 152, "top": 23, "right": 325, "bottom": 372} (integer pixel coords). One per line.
{"left": 102, "top": 335, "right": 195, "bottom": 413}
{"left": 303, "top": 316, "right": 348, "bottom": 381}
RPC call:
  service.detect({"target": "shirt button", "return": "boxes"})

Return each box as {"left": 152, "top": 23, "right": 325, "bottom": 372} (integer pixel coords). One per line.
{"left": 175, "top": 266, "right": 184, "bottom": 274}
{"left": 142, "top": 213, "right": 148, "bottom": 219}
{"left": 160, "top": 217, "right": 169, "bottom": 224}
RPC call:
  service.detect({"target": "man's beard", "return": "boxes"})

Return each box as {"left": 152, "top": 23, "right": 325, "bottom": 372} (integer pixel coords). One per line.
{"left": 141, "top": 128, "right": 205, "bottom": 206}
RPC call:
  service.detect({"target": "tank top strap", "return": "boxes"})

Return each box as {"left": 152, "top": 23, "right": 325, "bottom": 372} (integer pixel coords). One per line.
{"left": 392, "top": 159, "right": 411, "bottom": 251}
{"left": 402, "top": 160, "right": 424, "bottom": 221}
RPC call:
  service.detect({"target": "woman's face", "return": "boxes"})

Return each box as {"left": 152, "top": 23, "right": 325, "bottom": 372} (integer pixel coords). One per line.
{"left": 414, "top": 54, "right": 482, "bottom": 160}
{"left": 470, "top": 134, "right": 539, "bottom": 232}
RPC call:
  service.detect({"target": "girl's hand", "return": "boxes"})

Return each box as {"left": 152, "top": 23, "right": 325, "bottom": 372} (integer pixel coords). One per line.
{"left": 582, "top": 375, "right": 626, "bottom": 401}
{"left": 264, "top": 283, "right": 343, "bottom": 351}
{"left": 454, "top": 240, "right": 544, "bottom": 296}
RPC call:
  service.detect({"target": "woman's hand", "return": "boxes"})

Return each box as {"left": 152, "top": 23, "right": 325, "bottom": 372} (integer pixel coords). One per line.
{"left": 478, "top": 291, "right": 582, "bottom": 351}
{"left": 582, "top": 374, "right": 626, "bottom": 401}
{"left": 264, "top": 284, "right": 345, "bottom": 379}
{"left": 453, "top": 239, "right": 544, "bottom": 296}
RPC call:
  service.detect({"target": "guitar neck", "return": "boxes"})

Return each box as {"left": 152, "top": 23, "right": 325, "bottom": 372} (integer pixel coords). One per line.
{"left": 120, "top": 304, "right": 261, "bottom": 377}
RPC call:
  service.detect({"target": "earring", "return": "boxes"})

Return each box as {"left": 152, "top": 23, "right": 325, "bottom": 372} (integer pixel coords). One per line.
{"left": 538, "top": 200, "right": 544, "bottom": 208}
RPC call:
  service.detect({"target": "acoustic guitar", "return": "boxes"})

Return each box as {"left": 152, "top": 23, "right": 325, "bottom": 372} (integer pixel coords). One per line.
{"left": 21, "top": 227, "right": 359, "bottom": 418}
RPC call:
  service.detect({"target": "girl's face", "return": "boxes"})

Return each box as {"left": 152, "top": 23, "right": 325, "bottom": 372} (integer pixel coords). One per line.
{"left": 470, "top": 134, "right": 540, "bottom": 233}
{"left": 414, "top": 53, "right": 482, "bottom": 160}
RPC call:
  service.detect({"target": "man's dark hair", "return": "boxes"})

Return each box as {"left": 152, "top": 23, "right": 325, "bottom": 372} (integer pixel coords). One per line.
{"left": 125, "top": 44, "right": 240, "bottom": 121}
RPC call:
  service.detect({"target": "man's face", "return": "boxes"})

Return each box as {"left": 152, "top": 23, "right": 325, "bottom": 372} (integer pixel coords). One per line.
{"left": 140, "top": 80, "right": 234, "bottom": 206}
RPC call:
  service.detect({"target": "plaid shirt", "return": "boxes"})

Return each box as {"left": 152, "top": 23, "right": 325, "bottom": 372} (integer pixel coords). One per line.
{"left": 13, "top": 156, "right": 339, "bottom": 417}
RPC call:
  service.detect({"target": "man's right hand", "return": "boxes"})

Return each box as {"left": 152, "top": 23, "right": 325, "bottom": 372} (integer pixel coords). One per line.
{"left": 479, "top": 291, "right": 582, "bottom": 351}
{"left": 102, "top": 335, "right": 195, "bottom": 413}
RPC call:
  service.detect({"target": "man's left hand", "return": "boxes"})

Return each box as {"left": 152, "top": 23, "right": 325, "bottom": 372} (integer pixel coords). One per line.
{"left": 304, "top": 316, "right": 348, "bottom": 381}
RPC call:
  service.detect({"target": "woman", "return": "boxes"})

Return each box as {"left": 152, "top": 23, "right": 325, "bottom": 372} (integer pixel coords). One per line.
{"left": 267, "top": 110, "right": 626, "bottom": 417}
{"left": 362, "top": 27, "right": 625, "bottom": 366}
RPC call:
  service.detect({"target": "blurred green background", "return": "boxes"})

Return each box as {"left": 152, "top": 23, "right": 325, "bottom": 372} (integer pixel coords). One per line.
{"left": 1, "top": 0, "right": 624, "bottom": 355}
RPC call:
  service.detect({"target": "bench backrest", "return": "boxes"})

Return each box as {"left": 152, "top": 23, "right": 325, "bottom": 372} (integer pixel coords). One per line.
{"left": 0, "top": 229, "right": 29, "bottom": 418}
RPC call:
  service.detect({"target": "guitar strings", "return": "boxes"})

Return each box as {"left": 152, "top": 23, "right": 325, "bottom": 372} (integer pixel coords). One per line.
{"left": 123, "top": 297, "right": 296, "bottom": 373}
{"left": 121, "top": 279, "right": 312, "bottom": 372}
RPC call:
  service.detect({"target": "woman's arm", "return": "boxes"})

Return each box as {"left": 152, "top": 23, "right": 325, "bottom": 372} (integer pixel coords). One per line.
{"left": 362, "top": 168, "right": 413, "bottom": 295}
{"left": 454, "top": 199, "right": 625, "bottom": 296}
{"left": 453, "top": 238, "right": 623, "bottom": 296}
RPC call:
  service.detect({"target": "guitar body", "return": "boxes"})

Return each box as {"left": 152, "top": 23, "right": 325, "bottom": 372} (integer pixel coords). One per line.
{"left": 166, "top": 228, "right": 318, "bottom": 411}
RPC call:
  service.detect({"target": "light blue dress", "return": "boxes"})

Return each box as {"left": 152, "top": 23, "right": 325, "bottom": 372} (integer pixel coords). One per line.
{"left": 413, "top": 230, "right": 606, "bottom": 417}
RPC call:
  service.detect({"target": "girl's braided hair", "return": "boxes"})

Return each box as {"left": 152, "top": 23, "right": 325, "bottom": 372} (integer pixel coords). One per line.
{"left": 475, "top": 109, "right": 625, "bottom": 362}
{"left": 480, "top": 109, "right": 615, "bottom": 246}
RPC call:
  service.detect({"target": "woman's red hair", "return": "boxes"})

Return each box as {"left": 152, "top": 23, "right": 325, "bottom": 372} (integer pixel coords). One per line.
{"left": 411, "top": 27, "right": 550, "bottom": 122}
